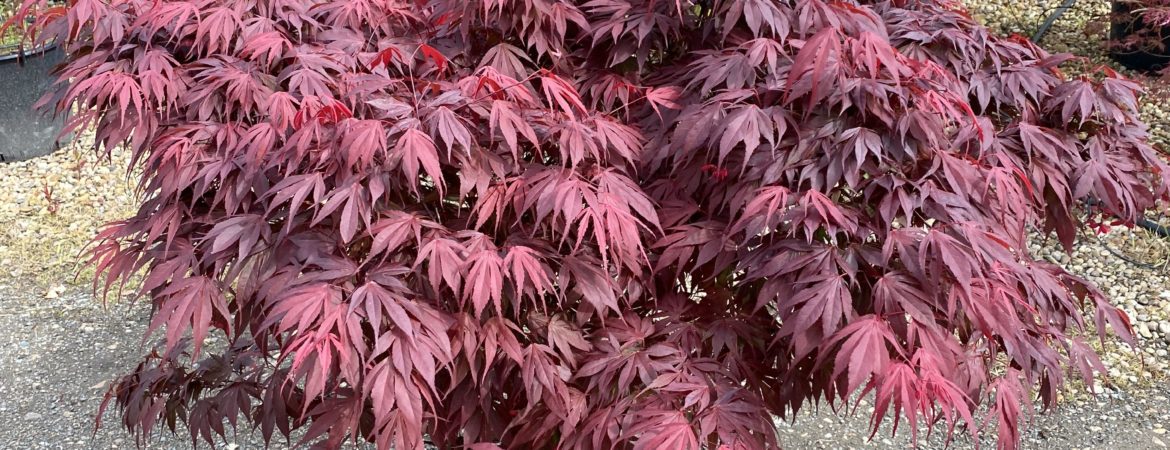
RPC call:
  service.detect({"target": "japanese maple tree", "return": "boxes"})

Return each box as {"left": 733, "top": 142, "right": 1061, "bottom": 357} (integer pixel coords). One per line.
{"left": 6, "top": 0, "right": 1169, "bottom": 449}
{"left": 1109, "top": 0, "right": 1170, "bottom": 71}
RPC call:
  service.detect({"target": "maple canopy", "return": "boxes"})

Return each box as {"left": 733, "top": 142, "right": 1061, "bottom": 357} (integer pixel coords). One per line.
{"left": 1110, "top": 0, "right": 1170, "bottom": 65}
{"left": 6, "top": 0, "right": 1169, "bottom": 449}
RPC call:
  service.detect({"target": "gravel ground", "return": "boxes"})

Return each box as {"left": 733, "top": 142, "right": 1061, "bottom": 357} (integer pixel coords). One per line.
{"left": 2, "top": 1, "right": 1170, "bottom": 449}
{"left": 0, "top": 141, "right": 138, "bottom": 289}
{"left": 0, "top": 283, "right": 344, "bottom": 450}
{"left": 0, "top": 271, "right": 1165, "bottom": 449}
{"left": 776, "top": 386, "right": 1170, "bottom": 450}
{"left": 0, "top": 282, "right": 257, "bottom": 450}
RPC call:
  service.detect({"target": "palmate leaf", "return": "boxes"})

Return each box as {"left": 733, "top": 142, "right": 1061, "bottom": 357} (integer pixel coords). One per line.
{"left": 490, "top": 99, "right": 540, "bottom": 161}
{"left": 17, "top": 0, "right": 1168, "bottom": 449}
{"left": 463, "top": 243, "right": 505, "bottom": 318}
{"left": 561, "top": 255, "right": 620, "bottom": 315}
{"left": 817, "top": 315, "right": 902, "bottom": 395}
{"left": 392, "top": 127, "right": 446, "bottom": 197}
{"left": 503, "top": 245, "right": 553, "bottom": 306}
{"left": 784, "top": 26, "right": 842, "bottom": 111}
{"left": 148, "top": 275, "right": 231, "bottom": 360}
{"left": 414, "top": 234, "right": 466, "bottom": 296}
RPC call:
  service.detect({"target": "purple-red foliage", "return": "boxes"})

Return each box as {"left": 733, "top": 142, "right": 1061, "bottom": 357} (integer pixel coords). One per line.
{"left": 7, "top": 0, "right": 1170, "bottom": 449}
{"left": 1110, "top": 0, "right": 1170, "bottom": 64}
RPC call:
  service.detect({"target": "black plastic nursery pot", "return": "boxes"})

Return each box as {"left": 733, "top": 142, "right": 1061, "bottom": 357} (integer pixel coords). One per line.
{"left": 0, "top": 42, "right": 68, "bottom": 163}
{"left": 1109, "top": 0, "right": 1170, "bottom": 72}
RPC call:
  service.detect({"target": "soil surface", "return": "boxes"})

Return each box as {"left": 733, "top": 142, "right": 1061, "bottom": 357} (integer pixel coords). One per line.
{"left": 0, "top": 280, "right": 1167, "bottom": 450}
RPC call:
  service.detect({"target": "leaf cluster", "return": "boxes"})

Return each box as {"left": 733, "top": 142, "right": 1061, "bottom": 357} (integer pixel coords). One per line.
{"left": 10, "top": 0, "right": 1170, "bottom": 449}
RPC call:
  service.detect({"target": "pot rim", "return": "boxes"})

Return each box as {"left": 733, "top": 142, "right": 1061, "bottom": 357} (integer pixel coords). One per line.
{"left": 0, "top": 42, "right": 59, "bottom": 64}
